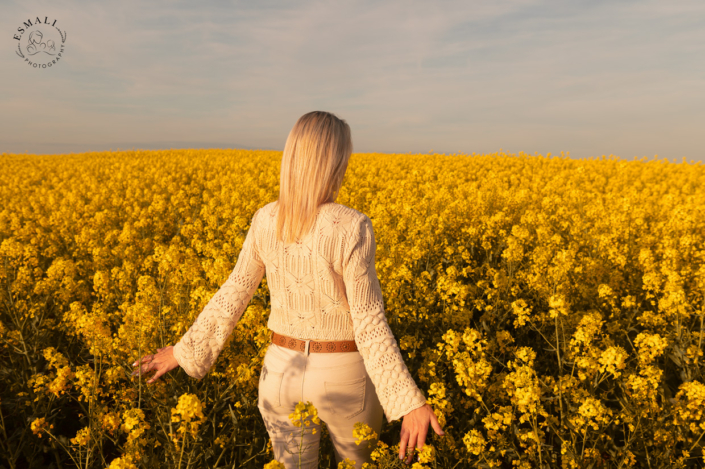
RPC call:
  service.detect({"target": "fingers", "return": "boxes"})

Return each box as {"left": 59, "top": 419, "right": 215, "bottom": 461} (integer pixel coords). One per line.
{"left": 147, "top": 367, "right": 166, "bottom": 384}
{"left": 398, "top": 424, "right": 417, "bottom": 464}
{"left": 132, "top": 355, "right": 158, "bottom": 375}
{"left": 430, "top": 412, "right": 445, "bottom": 436}
{"left": 398, "top": 429, "right": 409, "bottom": 461}
{"left": 405, "top": 432, "right": 418, "bottom": 464}
{"left": 131, "top": 361, "right": 153, "bottom": 377}
{"left": 132, "top": 354, "right": 153, "bottom": 367}
{"left": 417, "top": 426, "right": 428, "bottom": 453}
{"left": 399, "top": 407, "right": 445, "bottom": 465}
{"left": 130, "top": 349, "right": 174, "bottom": 383}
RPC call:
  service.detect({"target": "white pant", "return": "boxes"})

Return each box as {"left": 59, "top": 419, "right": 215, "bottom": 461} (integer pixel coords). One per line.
{"left": 258, "top": 342, "right": 384, "bottom": 468}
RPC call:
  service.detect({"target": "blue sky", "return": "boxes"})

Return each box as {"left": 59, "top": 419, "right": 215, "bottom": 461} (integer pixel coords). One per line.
{"left": 1, "top": 0, "right": 703, "bottom": 162}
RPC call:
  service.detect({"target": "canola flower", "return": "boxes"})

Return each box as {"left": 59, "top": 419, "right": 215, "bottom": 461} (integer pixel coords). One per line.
{"left": 70, "top": 426, "right": 91, "bottom": 446}
{"left": 353, "top": 422, "right": 379, "bottom": 448}
{"left": 337, "top": 457, "right": 357, "bottom": 469}
{"left": 0, "top": 149, "right": 703, "bottom": 468}
{"left": 263, "top": 461, "right": 285, "bottom": 469}
{"left": 289, "top": 401, "right": 321, "bottom": 430}
{"left": 284, "top": 401, "right": 322, "bottom": 468}
{"left": 30, "top": 417, "right": 53, "bottom": 438}
{"left": 171, "top": 392, "right": 206, "bottom": 442}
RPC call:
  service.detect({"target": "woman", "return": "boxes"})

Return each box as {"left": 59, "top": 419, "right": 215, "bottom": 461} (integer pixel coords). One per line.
{"left": 131, "top": 111, "right": 443, "bottom": 467}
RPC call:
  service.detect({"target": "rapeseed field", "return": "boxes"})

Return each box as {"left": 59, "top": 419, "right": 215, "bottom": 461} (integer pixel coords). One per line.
{"left": 0, "top": 149, "right": 703, "bottom": 468}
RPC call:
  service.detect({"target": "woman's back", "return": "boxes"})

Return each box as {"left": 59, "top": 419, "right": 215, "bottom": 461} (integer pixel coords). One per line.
{"left": 259, "top": 201, "right": 363, "bottom": 341}
{"left": 172, "top": 200, "right": 428, "bottom": 423}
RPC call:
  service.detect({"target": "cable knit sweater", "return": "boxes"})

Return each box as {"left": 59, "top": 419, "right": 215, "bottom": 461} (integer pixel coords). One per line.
{"left": 172, "top": 201, "right": 428, "bottom": 423}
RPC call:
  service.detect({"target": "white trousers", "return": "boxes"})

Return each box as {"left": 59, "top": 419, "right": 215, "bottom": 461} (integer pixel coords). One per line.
{"left": 257, "top": 342, "right": 384, "bottom": 468}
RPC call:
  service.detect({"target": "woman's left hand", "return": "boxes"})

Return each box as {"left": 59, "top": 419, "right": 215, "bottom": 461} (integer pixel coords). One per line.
{"left": 131, "top": 346, "right": 179, "bottom": 384}
{"left": 398, "top": 403, "right": 444, "bottom": 464}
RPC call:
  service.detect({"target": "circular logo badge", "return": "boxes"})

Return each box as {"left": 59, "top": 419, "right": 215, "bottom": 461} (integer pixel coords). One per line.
{"left": 14, "top": 16, "right": 67, "bottom": 69}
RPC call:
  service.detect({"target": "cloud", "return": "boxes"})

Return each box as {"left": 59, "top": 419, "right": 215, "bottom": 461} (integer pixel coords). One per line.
{"left": 0, "top": 0, "right": 703, "bottom": 160}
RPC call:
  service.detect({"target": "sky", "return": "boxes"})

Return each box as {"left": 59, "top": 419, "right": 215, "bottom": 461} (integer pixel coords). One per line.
{"left": 1, "top": 0, "right": 703, "bottom": 162}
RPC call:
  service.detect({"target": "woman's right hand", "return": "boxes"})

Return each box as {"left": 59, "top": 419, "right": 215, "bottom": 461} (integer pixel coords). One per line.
{"left": 131, "top": 346, "right": 180, "bottom": 384}
{"left": 398, "top": 404, "right": 444, "bottom": 464}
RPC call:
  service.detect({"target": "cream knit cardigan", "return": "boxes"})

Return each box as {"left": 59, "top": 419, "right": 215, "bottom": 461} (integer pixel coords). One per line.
{"left": 173, "top": 201, "right": 427, "bottom": 423}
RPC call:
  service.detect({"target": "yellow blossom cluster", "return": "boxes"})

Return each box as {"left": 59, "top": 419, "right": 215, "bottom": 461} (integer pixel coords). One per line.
{"left": 171, "top": 393, "right": 206, "bottom": 443}
{"left": 263, "top": 461, "right": 285, "bottom": 469}
{"left": 674, "top": 380, "right": 705, "bottom": 433}
{"left": 70, "top": 426, "right": 91, "bottom": 446}
{"left": 337, "top": 457, "right": 357, "bottom": 469}
{"left": 399, "top": 334, "right": 423, "bottom": 358}
{"left": 568, "top": 396, "right": 613, "bottom": 434}
{"left": 598, "top": 346, "right": 628, "bottom": 378}
{"left": 106, "top": 455, "right": 138, "bottom": 469}
{"left": 353, "top": 422, "right": 379, "bottom": 449}
{"left": 288, "top": 400, "right": 321, "bottom": 431}
{"left": 440, "top": 328, "right": 492, "bottom": 402}
{"left": 463, "top": 429, "right": 486, "bottom": 456}
{"left": 30, "top": 417, "right": 53, "bottom": 438}
{"left": 120, "top": 408, "right": 150, "bottom": 460}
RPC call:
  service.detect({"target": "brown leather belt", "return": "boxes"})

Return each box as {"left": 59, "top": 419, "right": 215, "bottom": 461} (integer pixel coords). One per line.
{"left": 270, "top": 331, "right": 358, "bottom": 353}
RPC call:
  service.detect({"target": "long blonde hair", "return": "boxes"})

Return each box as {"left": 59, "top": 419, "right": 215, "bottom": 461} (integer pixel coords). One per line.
{"left": 275, "top": 111, "right": 353, "bottom": 244}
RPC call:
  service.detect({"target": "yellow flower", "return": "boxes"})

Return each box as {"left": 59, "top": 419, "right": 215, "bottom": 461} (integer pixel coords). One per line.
{"left": 514, "top": 346, "right": 536, "bottom": 366}
{"left": 337, "top": 457, "right": 357, "bottom": 469}
{"left": 597, "top": 284, "right": 613, "bottom": 299}
{"left": 120, "top": 408, "right": 150, "bottom": 456}
{"left": 288, "top": 401, "right": 321, "bottom": 428}
{"left": 496, "top": 330, "right": 515, "bottom": 353}
{"left": 444, "top": 328, "right": 492, "bottom": 402}
{"left": 47, "top": 365, "right": 75, "bottom": 398}
{"left": 674, "top": 380, "right": 705, "bottom": 432}
{"left": 463, "top": 429, "right": 486, "bottom": 456}
{"left": 370, "top": 440, "right": 389, "bottom": 462}
{"left": 43, "top": 347, "right": 69, "bottom": 368}
{"left": 106, "top": 455, "right": 138, "bottom": 469}
{"left": 569, "top": 397, "right": 612, "bottom": 432}
{"left": 73, "top": 364, "right": 96, "bottom": 402}
{"left": 548, "top": 294, "right": 569, "bottom": 318}
{"left": 30, "top": 417, "right": 53, "bottom": 438}
{"left": 121, "top": 408, "right": 146, "bottom": 433}
{"left": 263, "top": 461, "right": 285, "bottom": 469}
{"left": 171, "top": 393, "right": 206, "bottom": 439}
{"left": 400, "top": 334, "right": 421, "bottom": 358}
{"left": 511, "top": 299, "right": 532, "bottom": 327}
{"left": 70, "top": 426, "right": 91, "bottom": 446}
{"left": 417, "top": 444, "right": 436, "bottom": 464}
{"left": 483, "top": 407, "right": 513, "bottom": 436}
{"left": 353, "top": 422, "right": 378, "bottom": 448}
{"left": 598, "top": 346, "right": 628, "bottom": 378}
{"left": 634, "top": 332, "right": 668, "bottom": 365}
{"left": 101, "top": 411, "right": 121, "bottom": 435}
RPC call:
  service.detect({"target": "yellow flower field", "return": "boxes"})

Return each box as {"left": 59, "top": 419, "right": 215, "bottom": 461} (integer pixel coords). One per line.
{"left": 0, "top": 149, "right": 704, "bottom": 468}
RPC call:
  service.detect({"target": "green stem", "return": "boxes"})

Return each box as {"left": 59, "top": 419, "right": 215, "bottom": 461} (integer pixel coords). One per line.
{"left": 0, "top": 402, "right": 15, "bottom": 469}
{"left": 688, "top": 429, "right": 705, "bottom": 454}
{"left": 178, "top": 432, "right": 187, "bottom": 469}
{"left": 44, "top": 429, "right": 81, "bottom": 468}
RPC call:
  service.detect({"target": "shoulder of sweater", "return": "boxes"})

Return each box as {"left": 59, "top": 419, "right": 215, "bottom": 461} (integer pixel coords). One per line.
{"left": 331, "top": 203, "right": 367, "bottom": 222}
{"left": 259, "top": 201, "right": 277, "bottom": 215}
{"left": 258, "top": 201, "right": 367, "bottom": 224}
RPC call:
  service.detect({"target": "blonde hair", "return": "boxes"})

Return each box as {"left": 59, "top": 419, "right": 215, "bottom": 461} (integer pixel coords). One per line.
{"left": 275, "top": 111, "right": 353, "bottom": 244}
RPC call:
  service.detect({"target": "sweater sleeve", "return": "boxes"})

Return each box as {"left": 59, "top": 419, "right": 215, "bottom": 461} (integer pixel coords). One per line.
{"left": 172, "top": 209, "right": 266, "bottom": 379}
{"left": 342, "top": 214, "right": 428, "bottom": 423}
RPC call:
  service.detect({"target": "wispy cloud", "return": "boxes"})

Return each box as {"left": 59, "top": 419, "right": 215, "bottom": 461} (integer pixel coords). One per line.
{"left": 1, "top": 0, "right": 703, "bottom": 162}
